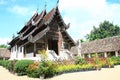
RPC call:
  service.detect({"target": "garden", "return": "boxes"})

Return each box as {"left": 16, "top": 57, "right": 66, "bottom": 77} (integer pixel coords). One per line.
{"left": 0, "top": 56, "right": 120, "bottom": 79}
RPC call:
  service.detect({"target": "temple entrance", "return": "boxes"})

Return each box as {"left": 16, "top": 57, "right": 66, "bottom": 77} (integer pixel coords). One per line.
{"left": 48, "top": 39, "right": 59, "bottom": 55}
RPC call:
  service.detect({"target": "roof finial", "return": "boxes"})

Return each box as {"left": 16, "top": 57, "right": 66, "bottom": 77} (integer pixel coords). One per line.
{"left": 12, "top": 34, "right": 15, "bottom": 39}
{"left": 36, "top": 5, "right": 39, "bottom": 13}
{"left": 44, "top": 1, "right": 47, "bottom": 9}
{"left": 57, "top": 0, "right": 59, "bottom": 5}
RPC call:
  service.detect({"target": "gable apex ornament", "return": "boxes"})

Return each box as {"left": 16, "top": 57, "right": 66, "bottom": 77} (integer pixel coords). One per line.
{"left": 57, "top": 0, "right": 59, "bottom": 5}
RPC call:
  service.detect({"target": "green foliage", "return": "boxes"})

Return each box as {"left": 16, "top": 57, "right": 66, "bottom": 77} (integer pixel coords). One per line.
{"left": 0, "top": 60, "right": 2, "bottom": 65}
{"left": 0, "top": 60, "right": 11, "bottom": 70}
{"left": 27, "top": 67, "right": 39, "bottom": 78}
{"left": 14, "top": 60, "right": 34, "bottom": 75}
{"left": 110, "top": 56, "right": 120, "bottom": 65}
{"left": 26, "top": 61, "right": 39, "bottom": 78}
{"left": 99, "top": 58, "right": 114, "bottom": 68}
{"left": 80, "top": 39, "right": 85, "bottom": 43}
{"left": 94, "top": 58, "right": 100, "bottom": 65}
{"left": 86, "top": 20, "right": 120, "bottom": 41}
{"left": 38, "top": 61, "right": 57, "bottom": 78}
{"left": 75, "top": 56, "right": 87, "bottom": 65}
{"left": 0, "top": 44, "right": 8, "bottom": 48}
{"left": 56, "top": 64, "right": 95, "bottom": 74}
{"left": 1, "top": 57, "right": 120, "bottom": 79}
{"left": 107, "top": 58, "right": 114, "bottom": 67}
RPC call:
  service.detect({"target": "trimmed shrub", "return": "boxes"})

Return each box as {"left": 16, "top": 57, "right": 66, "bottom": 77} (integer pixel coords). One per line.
{"left": 0, "top": 60, "right": 2, "bottom": 65}
{"left": 27, "top": 61, "right": 39, "bottom": 78}
{"left": 56, "top": 64, "right": 95, "bottom": 74}
{"left": 75, "top": 56, "right": 87, "bottom": 65}
{"left": 38, "top": 60, "right": 57, "bottom": 78}
{"left": 27, "top": 67, "right": 39, "bottom": 78}
{"left": 111, "top": 56, "right": 120, "bottom": 65}
{"left": 14, "top": 60, "right": 34, "bottom": 75}
{"left": 0, "top": 60, "right": 11, "bottom": 70}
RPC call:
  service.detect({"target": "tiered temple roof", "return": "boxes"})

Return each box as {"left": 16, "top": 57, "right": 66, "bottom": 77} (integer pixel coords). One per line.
{"left": 9, "top": 6, "right": 75, "bottom": 47}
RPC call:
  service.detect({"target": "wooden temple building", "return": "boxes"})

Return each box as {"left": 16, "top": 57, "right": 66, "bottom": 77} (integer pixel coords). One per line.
{"left": 9, "top": 6, "right": 75, "bottom": 60}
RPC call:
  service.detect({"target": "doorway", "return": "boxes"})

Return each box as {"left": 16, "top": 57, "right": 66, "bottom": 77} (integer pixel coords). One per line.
{"left": 48, "top": 39, "right": 59, "bottom": 55}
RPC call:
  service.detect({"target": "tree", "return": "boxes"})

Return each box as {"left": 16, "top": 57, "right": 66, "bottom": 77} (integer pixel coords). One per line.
{"left": 86, "top": 20, "right": 120, "bottom": 41}
{"left": 0, "top": 44, "right": 8, "bottom": 48}
{"left": 80, "top": 39, "right": 85, "bottom": 43}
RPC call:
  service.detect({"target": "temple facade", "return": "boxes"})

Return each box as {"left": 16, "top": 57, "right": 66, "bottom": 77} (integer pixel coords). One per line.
{"left": 9, "top": 6, "right": 75, "bottom": 60}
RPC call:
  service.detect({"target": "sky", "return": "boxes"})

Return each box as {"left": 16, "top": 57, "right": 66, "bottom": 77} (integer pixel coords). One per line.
{"left": 0, "top": 0, "right": 120, "bottom": 45}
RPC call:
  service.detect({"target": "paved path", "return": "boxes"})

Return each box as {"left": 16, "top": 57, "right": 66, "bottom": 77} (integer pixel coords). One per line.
{"left": 0, "top": 65, "right": 120, "bottom": 80}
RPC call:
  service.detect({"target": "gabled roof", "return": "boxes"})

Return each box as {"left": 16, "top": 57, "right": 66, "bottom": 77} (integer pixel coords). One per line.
{"left": 18, "top": 9, "right": 46, "bottom": 34}
{"left": 18, "top": 12, "right": 38, "bottom": 34}
{"left": 19, "top": 10, "right": 46, "bottom": 40}
{"left": 9, "top": 6, "right": 75, "bottom": 47}
{"left": 44, "top": 7, "right": 55, "bottom": 24}
{"left": 81, "top": 36, "right": 120, "bottom": 54}
{"left": 44, "top": 6, "right": 67, "bottom": 29}
{"left": 9, "top": 36, "right": 19, "bottom": 46}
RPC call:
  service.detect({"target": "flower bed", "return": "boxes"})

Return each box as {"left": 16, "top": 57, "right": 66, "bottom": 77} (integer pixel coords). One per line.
{"left": 0, "top": 56, "right": 120, "bottom": 79}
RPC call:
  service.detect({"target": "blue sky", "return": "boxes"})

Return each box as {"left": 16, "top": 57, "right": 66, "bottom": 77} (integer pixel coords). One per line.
{"left": 0, "top": 0, "right": 120, "bottom": 45}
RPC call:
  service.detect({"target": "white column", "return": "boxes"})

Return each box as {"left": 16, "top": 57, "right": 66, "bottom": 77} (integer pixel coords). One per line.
{"left": 95, "top": 53, "right": 98, "bottom": 58}
{"left": 21, "top": 47, "right": 24, "bottom": 58}
{"left": 15, "top": 45, "right": 17, "bottom": 59}
{"left": 82, "top": 54, "right": 85, "bottom": 58}
{"left": 46, "top": 44, "right": 48, "bottom": 51}
{"left": 19, "top": 47, "right": 20, "bottom": 53}
{"left": 104, "top": 52, "right": 107, "bottom": 58}
{"left": 78, "top": 47, "right": 81, "bottom": 57}
{"left": 22, "top": 47, "right": 24, "bottom": 54}
{"left": 115, "top": 51, "right": 119, "bottom": 57}
{"left": 88, "top": 54, "right": 91, "bottom": 58}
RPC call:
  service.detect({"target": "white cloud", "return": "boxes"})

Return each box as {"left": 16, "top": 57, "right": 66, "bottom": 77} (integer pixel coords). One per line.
{"left": 0, "top": 38, "right": 11, "bottom": 45}
{"left": 8, "top": 5, "right": 35, "bottom": 16}
{"left": 59, "top": 0, "right": 120, "bottom": 40}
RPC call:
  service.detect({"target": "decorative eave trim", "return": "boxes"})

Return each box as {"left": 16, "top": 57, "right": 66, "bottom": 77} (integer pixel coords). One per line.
{"left": 31, "top": 26, "right": 50, "bottom": 43}
{"left": 32, "top": 9, "right": 46, "bottom": 26}
{"left": 18, "top": 12, "right": 38, "bottom": 34}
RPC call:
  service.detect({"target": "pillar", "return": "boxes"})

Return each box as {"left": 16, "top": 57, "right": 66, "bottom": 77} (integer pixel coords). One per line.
{"left": 82, "top": 54, "right": 85, "bottom": 58}
{"left": 88, "top": 54, "right": 91, "bottom": 58}
{"left": 45, "top": 33, "right": 48, "bottom": 51}
{"left": 24, "top": 46, "right": 26, "bottom": 57}
{"left": 77, "top": 47, "right": 81, "bottom": 57}
{"left": 34, "top": 43, "right": 36, "bottom": 57}
{"left": 104, "top": 52, "right": 107, "bottom": 58}
{"left": 115, "top": 51, "right": 119, "bottom": 57}
{"left": 95, "top": 53, "right": 98, "bottom": 58}
{"left": 22, "top": 47, "right": 24, "bottom": 58}
{"left": 16, "top": 45, "right": 18, "bottom": 59}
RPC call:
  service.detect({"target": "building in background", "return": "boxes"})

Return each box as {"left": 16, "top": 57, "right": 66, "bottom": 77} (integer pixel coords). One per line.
{"left": 0, "top": 48, "right": 10, "bottom": 60}
{"left": 81, "top": 36, "right": 120, "bottom": 58}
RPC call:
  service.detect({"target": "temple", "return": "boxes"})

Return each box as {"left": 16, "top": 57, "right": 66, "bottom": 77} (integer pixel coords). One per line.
{"left": 9, "top": 6, "right": 75, "bottom": 60}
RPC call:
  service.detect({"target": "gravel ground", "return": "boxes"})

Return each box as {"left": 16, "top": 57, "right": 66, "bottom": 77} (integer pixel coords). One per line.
{"left": 0, "top": 65, "right": 120, "bottom": 80}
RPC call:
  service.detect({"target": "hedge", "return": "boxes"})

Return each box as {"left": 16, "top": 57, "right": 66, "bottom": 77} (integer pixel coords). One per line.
{"left": 14, "top": 60, "right": 34, "bottom": 75}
